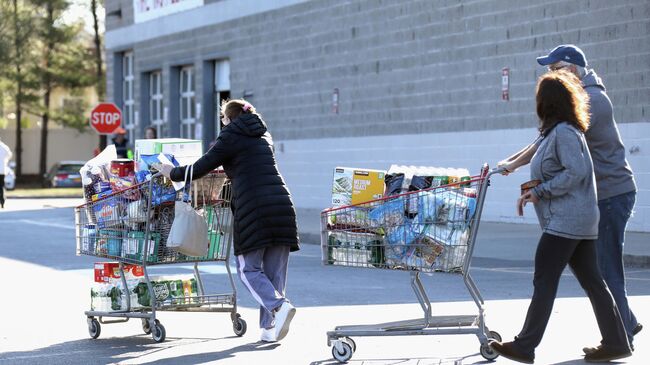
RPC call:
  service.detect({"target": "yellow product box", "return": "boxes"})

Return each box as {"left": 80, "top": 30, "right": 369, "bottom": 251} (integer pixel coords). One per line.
{"left": 332, "top": 167, "right": 386, "bottom": 207}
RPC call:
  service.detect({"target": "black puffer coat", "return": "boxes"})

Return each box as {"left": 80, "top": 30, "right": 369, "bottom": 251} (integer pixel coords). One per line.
{"left": 170, "top": 113, "right": 300, "bottom": 256}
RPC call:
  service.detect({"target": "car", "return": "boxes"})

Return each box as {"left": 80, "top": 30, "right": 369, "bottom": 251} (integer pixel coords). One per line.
{"left": 44, "top": 161, "right": 86, "bottom": 188}
{"left": 4, "top": 161, "right": 15, "bottom": 190}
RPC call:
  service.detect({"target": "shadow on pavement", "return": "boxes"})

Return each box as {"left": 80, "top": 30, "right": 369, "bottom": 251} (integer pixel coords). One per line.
{"left": 0, "top": 336, "right": 280, "bottom": 365}
{"left": 309, "top": 353, "right": 494, "bottom": 365}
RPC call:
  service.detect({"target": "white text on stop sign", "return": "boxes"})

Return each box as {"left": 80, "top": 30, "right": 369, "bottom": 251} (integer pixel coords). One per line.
{"left": 92, "top": 112, "right": 121, "bottom": 125}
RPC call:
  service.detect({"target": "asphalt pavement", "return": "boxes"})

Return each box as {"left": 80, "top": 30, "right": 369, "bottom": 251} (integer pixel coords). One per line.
{"left": 0, "top": 199, "right": 649, "bottom": 364}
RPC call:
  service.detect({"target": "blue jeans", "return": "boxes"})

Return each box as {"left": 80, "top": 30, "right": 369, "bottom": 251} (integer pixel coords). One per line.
{"left": 596, "top": 191, "right": 637, "bottom": 343}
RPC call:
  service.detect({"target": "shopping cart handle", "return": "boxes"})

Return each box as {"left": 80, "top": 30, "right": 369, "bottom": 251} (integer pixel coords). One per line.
{"left": 488, "top": 166, "right": 509, "bottom": 177}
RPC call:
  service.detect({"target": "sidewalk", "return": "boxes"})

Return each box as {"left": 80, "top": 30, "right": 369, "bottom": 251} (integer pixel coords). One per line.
{"left": 296, "top": 208, "right": 650, "bottom": 268}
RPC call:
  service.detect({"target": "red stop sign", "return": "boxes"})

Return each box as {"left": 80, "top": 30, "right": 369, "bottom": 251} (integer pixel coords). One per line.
{"left": 90, "top": 103, "right": 122, "bottom": 134}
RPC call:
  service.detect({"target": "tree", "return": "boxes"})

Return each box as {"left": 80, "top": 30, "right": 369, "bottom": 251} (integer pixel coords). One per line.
{"left": 3, "top": 0, "right": 40, "bottom": 178}
{"left": 30, "top": 0, "right": 95, "bottom": 179}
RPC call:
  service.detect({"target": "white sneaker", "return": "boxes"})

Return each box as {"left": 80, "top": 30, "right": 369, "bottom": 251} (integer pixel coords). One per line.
{"left": 274, "top": 301, "right": 296, "bottom": 341}
{"left": 260, "top": 328, "right": 277, "bottom": 342}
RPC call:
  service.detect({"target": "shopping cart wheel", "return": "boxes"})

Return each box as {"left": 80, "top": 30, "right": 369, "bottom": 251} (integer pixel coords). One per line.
{"left": 142, "top": 319, "right": 152, "bottom": 334}
{"left": 151, "top": 321, "right": 166, "bottom": 343}
{"left": 233, "top": 316, "right": 247, "bottom": 337}
{"left": 87, "top": 318, "right": 101, "bottom": 339}
{"left": 480, "top": 343, "right": 499, "bottom": 361}
{"left": 344, "top": 337, "right": 356, "bottom": 352}
{"left": 332, "top": 340, "right": 354, "bottom": 363}
{"left": 488, "top": 330, "right": 502, "bottom": 342}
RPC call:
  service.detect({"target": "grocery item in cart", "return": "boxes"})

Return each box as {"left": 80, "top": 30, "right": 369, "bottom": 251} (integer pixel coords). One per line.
{"left": 384, "top": 173, "right": 405, "bottom": 196}
{"left": 110, "top": 159, "right": 135, "bottom": 177}
{"left": 134, "top": 276, "right": 199, "bottom": 307}
{"left": 94, "top": 262, "right": 144, "bottom": 283}
{"left": 443, "top": 191, "right": 477, "bottom": 228}
{"left": 327, "top": 231, "right": 384, "bottom": 267}
{"left": 383, "top": 219, "right": 421, "bottom": 265}
{"left": 329, "top": 207, "right": 371, "bottom": 228}
{"left": 417, "top": 191, "right": 446, "bottom": 223}
{"left": 97, "top": 229, "right": 123, "bottom": 256}
{"left": 93, "top": 198, "right": 124, "bottom": 229}
{"left": 368, "top": 197, "right": 406, "bottom": 228}
{"left": 134, "top": 138, "right": 203, "bottom": 166}
{"left": 81, "top": 225, "right": 97, "bottom": 253}
{"left": 331, "top": 167, "right": 385, "bottom": 207}
{"left": 123, "top": 231, "right": 161, "bottom": 262}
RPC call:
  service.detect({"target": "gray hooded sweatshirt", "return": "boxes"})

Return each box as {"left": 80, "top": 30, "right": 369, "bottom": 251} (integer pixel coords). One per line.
{"left": 582, "top": 69, "right": 636, "bottom": 200}
{"left": 531, "top": 122, "right": 599, "bottom": 240}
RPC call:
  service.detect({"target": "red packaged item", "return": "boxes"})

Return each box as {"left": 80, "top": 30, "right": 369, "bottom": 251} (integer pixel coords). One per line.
{"left": 110, "top": 159, "right": 135, "bottom": 177}
{"left": 94, "top": 262, "right": 144, "bottom": 283}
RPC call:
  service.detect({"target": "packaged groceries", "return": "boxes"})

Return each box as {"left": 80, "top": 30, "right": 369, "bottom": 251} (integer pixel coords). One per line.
{"left": 134, "top": 275, "right": 199, "bottom": 307}
{"left": 90, "top": 273, "right": 199, "bottom": 311}
{"left": 332, "top": 167, "right": 386, "bottom": 207}
{"left": 94, "top": 262, "right": 144, "bottom": 283}
{"left": 134, "top": 138, "right": 203, "bottom": 166}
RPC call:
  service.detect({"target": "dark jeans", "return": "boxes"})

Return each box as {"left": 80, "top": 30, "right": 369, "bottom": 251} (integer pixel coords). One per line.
{"left": 596, "top": 191, "right": 638, "bottom": 343}
{"left": 513, "top": 233, "right": 629, "bottom": 358}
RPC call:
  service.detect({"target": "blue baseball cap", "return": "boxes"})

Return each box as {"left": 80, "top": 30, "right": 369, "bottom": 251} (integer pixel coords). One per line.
{"left": 536, "top": 44, "right": 588, "bottom": 67}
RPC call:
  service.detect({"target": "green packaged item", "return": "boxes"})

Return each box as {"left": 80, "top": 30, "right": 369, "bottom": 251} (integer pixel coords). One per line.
{"left": 124, "top": 231, "right": 161, "bottom": 262}
{"left": 135, "top": 277, "right": 198, "bottom": 307}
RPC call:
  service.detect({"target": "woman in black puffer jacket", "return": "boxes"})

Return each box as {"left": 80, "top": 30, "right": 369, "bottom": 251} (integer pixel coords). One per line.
{"left": 163, "top": 99, "right": 299, "bottom": 343}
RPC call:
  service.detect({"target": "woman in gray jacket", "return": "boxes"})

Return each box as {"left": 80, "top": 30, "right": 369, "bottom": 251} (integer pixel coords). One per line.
{"left": 489, "top": 71, "right": 631, "bottom": 364}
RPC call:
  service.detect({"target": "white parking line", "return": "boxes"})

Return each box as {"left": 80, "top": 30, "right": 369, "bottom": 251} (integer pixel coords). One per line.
{"left": 11, "top": 219, "right": 74, "bottom": 230}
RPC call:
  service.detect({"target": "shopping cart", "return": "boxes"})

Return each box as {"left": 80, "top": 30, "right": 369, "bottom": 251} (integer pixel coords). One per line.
{"left": 321, "top": 164, "right": 503, "bottom": 362}
{"left": 75, "top": 170, "right": 246, "bottom": 343}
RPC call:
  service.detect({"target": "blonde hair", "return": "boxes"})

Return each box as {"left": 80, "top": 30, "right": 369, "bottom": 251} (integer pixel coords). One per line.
{"left": 221, "top": 99, "right": 258, "bottom": 121}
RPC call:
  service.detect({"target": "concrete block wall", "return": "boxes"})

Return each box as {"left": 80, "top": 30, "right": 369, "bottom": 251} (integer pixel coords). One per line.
{"left": 104, "top": 0, "right": 650, "bottom": 230}
{"left": 274, "top": 123, "right": 650, "bottom": 232}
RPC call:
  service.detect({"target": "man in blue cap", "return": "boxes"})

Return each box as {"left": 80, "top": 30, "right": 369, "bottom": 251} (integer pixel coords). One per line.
{"left": 494, "top": 44, "right": 640, "bottom": 362}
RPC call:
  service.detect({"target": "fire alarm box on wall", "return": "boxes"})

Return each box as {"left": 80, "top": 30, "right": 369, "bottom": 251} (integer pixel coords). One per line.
{"left": 502, "top": 68, "right": 510, "bottom": 101}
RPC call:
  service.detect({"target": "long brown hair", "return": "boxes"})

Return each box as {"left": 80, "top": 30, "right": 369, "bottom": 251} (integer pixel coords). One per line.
{"left": 221, "top": 99, "right": 259, "bottom": 121}
{"left": 536, "top": 70, "right": 590, "bottom": 133}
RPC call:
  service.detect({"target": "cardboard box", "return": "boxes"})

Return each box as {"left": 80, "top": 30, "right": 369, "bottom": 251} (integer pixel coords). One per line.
{"left": 332, "top": 167, "right": 386, "bottom": 207}
{"left": 134, "top": 138, "right": 203, "bottom": 166}
{"left": 94, "top": 262, "right": 144, "bottom": 283}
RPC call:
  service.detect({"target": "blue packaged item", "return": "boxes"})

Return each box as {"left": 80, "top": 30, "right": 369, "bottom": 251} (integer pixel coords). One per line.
{"left": 94, "top": 181, "right": 111, "bottom": 194}
{"left": 81, "top": 224, "right": 97, "bottom": 253}
{"left": 138, "top": 154, "right": 183, "bottom": 206}
{"left": 138, "top": 154, "right": 180, "bottom": 171}
{"left": 417, "top": 191, "right": 446, "bottom": 224}
{"left": 135, "top": 170, "right": 152, "bottom": 184}
{"left": 99, "top": 229, "right": 123, "bottom": 256}
{"left": 368, "top": 198, "right": 405, "bottom": 227}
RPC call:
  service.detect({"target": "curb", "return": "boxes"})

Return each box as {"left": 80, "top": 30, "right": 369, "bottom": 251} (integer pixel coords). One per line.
{"left": 624, "top": 254, "right": 650, "bottom": 268}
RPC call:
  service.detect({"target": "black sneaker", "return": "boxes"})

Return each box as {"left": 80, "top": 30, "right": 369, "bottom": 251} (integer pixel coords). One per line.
{"left": 633, "top": 323, "right": 643, "bottom": 336}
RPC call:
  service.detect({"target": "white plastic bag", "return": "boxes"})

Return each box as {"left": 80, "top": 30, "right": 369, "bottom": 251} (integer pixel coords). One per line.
{"left": 166, "top": 165, "right": 209, "bottom": 257}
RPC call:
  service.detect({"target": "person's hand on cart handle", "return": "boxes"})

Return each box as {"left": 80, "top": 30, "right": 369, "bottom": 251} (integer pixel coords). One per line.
{"left": 517, "top": 190, "right": 539, "bottom": 216}
{"left": 152, "top": 162, "right": 173, "bottom": 179}
{"left": 497, "top": 160, "right": 515, "bottom": 175}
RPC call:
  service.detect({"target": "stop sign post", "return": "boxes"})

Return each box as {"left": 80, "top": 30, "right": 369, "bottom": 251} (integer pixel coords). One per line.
{"left": 90, "top": 103, "right": 122, "bottom": 135}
